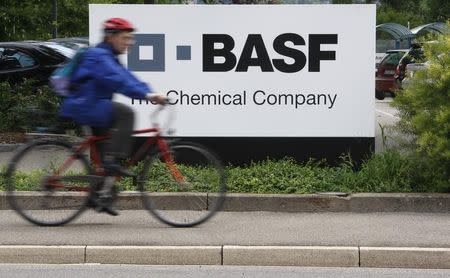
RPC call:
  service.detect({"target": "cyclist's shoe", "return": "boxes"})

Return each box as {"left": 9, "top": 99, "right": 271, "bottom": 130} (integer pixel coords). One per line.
{"left": 99, "top": 204, "right": 119, "bottom": 216}
{"left": 103, "top": 163, "right": 136, "bottom": 177}
{"left": 86, "top": 198, "right": 96, "bottom": 209}
{"left": 86, "top": 182, "right": 104, "bottom": 209}
{"left": 95, "top": 196, "right": 119, "bottom": 216}
{"left": 93, "top": 175, "right": 119, "bottom": 216}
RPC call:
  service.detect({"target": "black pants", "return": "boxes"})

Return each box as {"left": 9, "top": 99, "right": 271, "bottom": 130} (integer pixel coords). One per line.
{"left": 92, "top": 102, "right": 134, "bottom": 162}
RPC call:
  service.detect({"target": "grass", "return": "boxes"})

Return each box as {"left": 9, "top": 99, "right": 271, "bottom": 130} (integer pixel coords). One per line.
{"left": 1, "top": 149, "right": 448, "bottom": 193}
{"left": 226, "top": 151, "right": 449, "bottom": 194}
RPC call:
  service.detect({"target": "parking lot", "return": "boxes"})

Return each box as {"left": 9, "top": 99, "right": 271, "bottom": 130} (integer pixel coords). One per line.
{"left": 375, "top": 97, "right": 402, "bottom": 153}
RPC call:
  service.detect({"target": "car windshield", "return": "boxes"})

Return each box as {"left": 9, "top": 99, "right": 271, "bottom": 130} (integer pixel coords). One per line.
{"left": 381, "top": 51, "right": 406, "bottom": 66}
{"left": 41, "top": 43, "right": 76, "bottom": 58}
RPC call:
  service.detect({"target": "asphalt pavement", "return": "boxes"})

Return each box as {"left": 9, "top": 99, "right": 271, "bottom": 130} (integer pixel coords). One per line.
{"left": 1, "top": 210, "right": 449, "bottom": 247}
{"left": 1, "top": 265, "right": 449, "bottom": 278}
{"left": 0, "top": 210, "right": 449, "bottom": 268}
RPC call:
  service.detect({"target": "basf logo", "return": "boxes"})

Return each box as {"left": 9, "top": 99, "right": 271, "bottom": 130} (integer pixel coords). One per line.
{"left": 128, "top": 33, "right": 338, "bottom": 73}
{"left": 89, "top": 5, "right": 375, "bottom": 138}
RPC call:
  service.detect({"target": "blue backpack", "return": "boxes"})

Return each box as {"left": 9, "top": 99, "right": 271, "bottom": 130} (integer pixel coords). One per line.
{"left": 50, "top": 47, "right": 88, "bottom": 96}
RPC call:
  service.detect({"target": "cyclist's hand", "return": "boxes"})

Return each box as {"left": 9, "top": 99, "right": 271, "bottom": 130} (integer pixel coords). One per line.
{"left": 147, "top": 93, "right": 168, "bottom": 105}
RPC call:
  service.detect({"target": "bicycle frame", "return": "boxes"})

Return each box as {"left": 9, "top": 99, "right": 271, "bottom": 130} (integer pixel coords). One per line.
{"left": 7, "top": 102, "right": 225, "bottom": 227}
{"left": 54, "top": 127, "right": 182, "bottom": 186}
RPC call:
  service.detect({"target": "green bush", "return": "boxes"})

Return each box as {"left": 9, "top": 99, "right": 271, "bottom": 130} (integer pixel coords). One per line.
{"left": 0, "top": 80, "right": 61, "bottom": 132}
{"left": 393, "top": 28, "right": 450, "bottom": 183}
{"left": 225, "top": 151, "right": 448, "bottom": 194}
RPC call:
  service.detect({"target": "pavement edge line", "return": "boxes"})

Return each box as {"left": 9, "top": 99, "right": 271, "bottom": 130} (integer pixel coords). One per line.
{"left": 0, "top": 246, "right": 85, "bottom": 264}
{"left": 360, "top": 247, "right": 450, "bottom": 269}
{"left": 0, "top": 246, "right": 449, "bottom": 268}
{"left": 85, "top": 246, "right": 222, "bottom": 265}
{"left": 222, "top": 246, "right": 360, "bottom": 267}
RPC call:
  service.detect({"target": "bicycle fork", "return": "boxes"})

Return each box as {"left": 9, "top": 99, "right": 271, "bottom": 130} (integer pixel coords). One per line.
{"left": 157, "top": 139, "right": 186, "bottom": 185}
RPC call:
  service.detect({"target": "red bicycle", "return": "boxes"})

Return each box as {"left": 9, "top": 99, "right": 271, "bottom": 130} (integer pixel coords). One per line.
{"left": 5, "top": 105, "right": 226, "bottom": 227}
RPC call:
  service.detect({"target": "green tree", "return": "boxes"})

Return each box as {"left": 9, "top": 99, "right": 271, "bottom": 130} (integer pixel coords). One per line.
{"left": 332, "top": 0, "right": 376, "bottom": 3}
{"left": 1, "top": 0, "right": 448, "bottom": 41}
{"left": 393, "top": 29, "right": 450, "bottom": 181}
{"left": 377, "top": 0, "right": 450, "bottom": 25}
{"left": 332, "top": 0, "right": 356, "bottom": 3}
{"left": 0, "top": 0, "right": 53, "bottom": 41}
{"left": 424, "top": 0, "right": 450, "bottom": 23}
{"left": 0, "top": 0, "right": 145, "bottom": 41}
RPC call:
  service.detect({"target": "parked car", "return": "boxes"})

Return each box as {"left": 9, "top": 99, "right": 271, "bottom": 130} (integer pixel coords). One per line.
{"left": 51, "top": 37, "right": 88, "bottom": 45}
{"left": 48, "top": 37, "right": 89, "bottom": 50}
{"left": 399, "top": 61, "right": 429, "bottom": 89}
{"left": 0, "top": 41, "right": 73, "bottom": 85}
{"left": 40, "top": 42, "right": 77, "bottom": 58}
{"left": 375, "top": 47, "right": 424, "bottom": 100}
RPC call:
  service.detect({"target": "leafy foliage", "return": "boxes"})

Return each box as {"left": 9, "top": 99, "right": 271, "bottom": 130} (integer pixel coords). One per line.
{"left": 0, "top": 0, "right": 448, "bottom": 41}
{"left": 393, "top": 29, "right": 450, "bottom": 182}
{"left": 3, "top": 151, "right": 448, "bottom": 192}
{"left": 332, "top": 0, "right": 449, "bottom": 26}
{"left": 0, "top": 0, "right": 54, "bottom": 41}
{"left": 225, "top": 152, "right": 448, "bottom": 193}
{"left": 0, "top": 0, "right": 144, "bottom": 41}
{"left": 379, "top": 0, "right": 450, "bottom": 24}
{"left": 0, "top": 80, "right": 62, "bottom": 132}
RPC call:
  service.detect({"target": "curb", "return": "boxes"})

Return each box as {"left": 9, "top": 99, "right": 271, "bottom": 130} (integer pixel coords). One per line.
{"left": 0, "top": 144, "right": 24, "bottom": 152}
{"left": 1, "top": 192, "right": 449, "bottom": 213}
{"left": 0, "top": 246, "right": 85, "bottom": 264}
{"left": 360, "top": 247, "right": 450, "bottom": 269}
{"left": 223, "top": 246, "right": 359, "bottom": 267}
{"left": 0, "top": 135, "right": 83, "bottom": 153}
{"left": 219, "top": 193, "right": 450, "bottom": 213}
{"left": 0, "top": 245, "right": 449, "bottom": 268}
{"left": 86, "top": 246, "right": 221, "bottom": 265}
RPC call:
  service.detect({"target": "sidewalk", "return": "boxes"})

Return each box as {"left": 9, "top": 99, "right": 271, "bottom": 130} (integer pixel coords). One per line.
{"left": 0, "top": 209, "right": 449, "bottom": 268}
{"left": 1, "top": 140, "right": 449, "bottom": 268}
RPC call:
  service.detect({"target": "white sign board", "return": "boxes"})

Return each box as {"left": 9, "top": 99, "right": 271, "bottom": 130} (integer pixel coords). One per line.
{"left": 89, "top": 4, "right": 375, "bottom": 137}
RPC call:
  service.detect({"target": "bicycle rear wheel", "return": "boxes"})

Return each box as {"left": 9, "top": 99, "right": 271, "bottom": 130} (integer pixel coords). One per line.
{"left": 139, "top": 142, "right": 226, "bottom": 227}
{"left": 5, "top": 139, "right": 93, "bottom": 226}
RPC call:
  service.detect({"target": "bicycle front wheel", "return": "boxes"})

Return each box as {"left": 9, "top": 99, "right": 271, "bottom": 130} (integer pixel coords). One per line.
{"left": 5, "top": 139, "right": 93, "bottom": 226}
{"left": 139, "top": 142, "right": 226, "bottom": 227}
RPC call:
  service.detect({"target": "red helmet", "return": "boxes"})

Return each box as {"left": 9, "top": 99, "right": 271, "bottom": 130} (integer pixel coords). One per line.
{"left": 103, "top": 18, "right": 135, "bottom": 32}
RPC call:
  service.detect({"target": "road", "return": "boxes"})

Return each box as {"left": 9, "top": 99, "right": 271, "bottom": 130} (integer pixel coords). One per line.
{"left": 1, "top": 265, "right": 449, "bottom": 278}
{"left": 1, "top": 210, "right": 449, "bottom": 247}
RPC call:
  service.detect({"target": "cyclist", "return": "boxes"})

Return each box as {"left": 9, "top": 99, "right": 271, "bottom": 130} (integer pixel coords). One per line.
{"left": 60, "top": 18, "right": 167, "bottom": 215}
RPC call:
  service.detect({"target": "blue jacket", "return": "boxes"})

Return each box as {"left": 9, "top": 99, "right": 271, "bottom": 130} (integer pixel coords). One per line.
{"left": 60, "top": 42, "right": 151, "bottom": 127}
